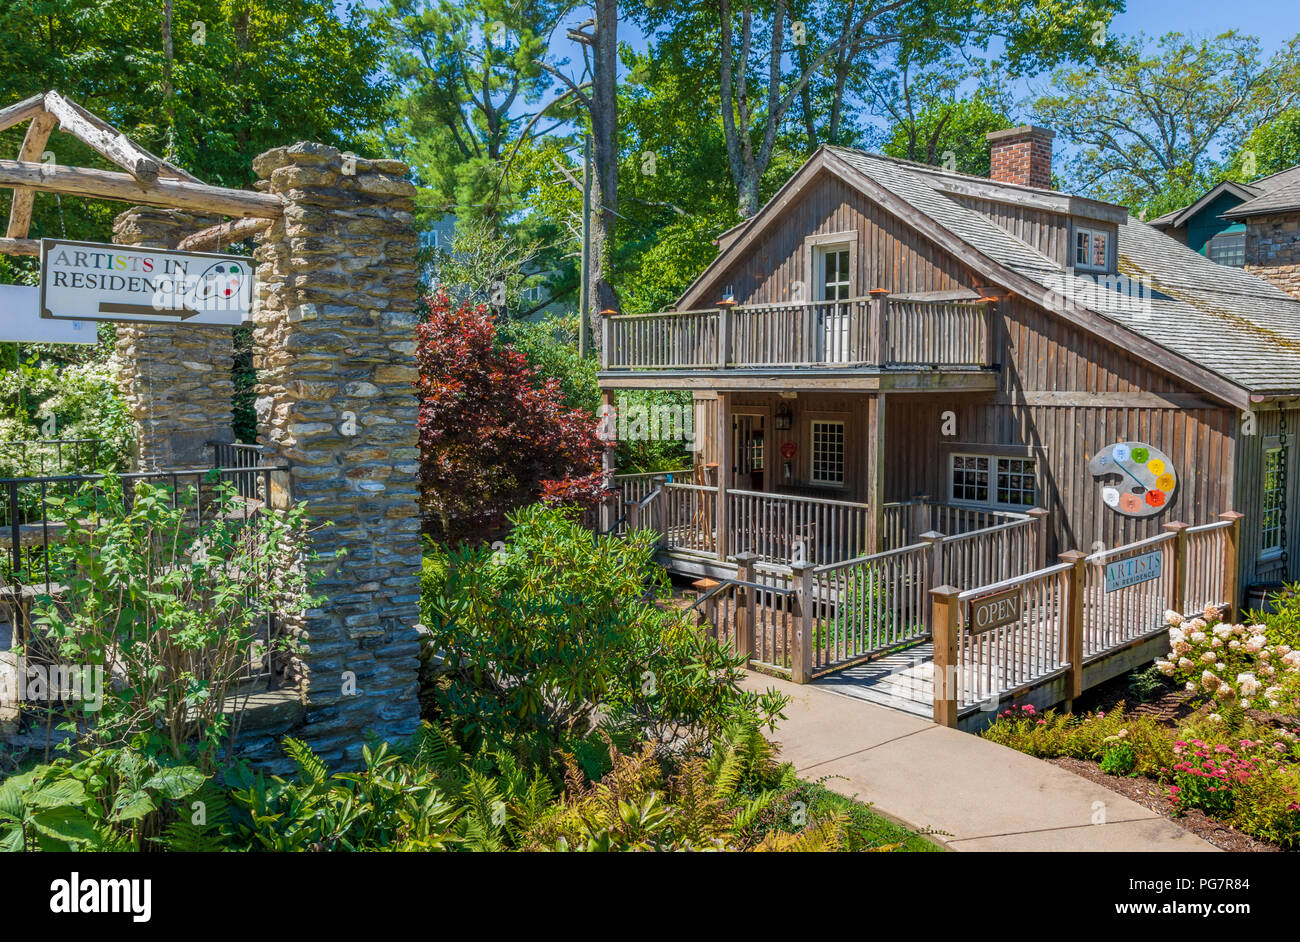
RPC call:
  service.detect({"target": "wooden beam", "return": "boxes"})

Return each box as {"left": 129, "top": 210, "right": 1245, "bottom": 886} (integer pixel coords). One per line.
{"left": 0, "top": 95, "right": 45, "bottom": 134}
{"left": 42, "top": 91, "right": 161, "bottom": 182}
{"left": 41, "top": 92, "right": 202, "bottom": 184}
{"left": 6, "top": 110, "right": 58, "bottom": 240}
{"left": 176, "top": 216, "right": 270, "bottom": 252}
{"left": 0, "top": 159, "right": 283, "bottom": 218}
{"left": 0, "top": 237, "right": 39, "bottom": 256}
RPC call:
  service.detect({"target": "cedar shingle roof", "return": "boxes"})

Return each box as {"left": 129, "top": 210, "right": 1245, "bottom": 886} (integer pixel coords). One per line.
{"left": 826, "top": 147, "right": 1300, "bottom": 395}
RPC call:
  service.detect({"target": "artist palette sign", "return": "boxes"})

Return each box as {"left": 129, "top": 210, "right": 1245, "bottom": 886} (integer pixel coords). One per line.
{"left": 40, "top": 238, "right": 253, "bottom": 326}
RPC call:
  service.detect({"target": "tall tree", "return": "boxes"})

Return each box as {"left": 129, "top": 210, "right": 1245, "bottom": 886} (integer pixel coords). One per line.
{"left": 0, "top": 0, "right": 389, "bottom": 241}
{"left": 637, "top": 0, "right": 1123, "bottom": 217}
{"left": 1035, "top": 31, "right": 1300, "bottom": 215}
{"left": 379, "top": 0, "right": 572, "bottom": 229}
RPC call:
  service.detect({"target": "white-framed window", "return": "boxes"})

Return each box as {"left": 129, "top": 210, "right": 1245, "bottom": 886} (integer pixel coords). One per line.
{"left": 1263, "top": 445, "right": 1285, "bottom": 557}
{"left": 1073, "top": 226, "right": 1110, "bottom": 272}
{"left": 1207, "top": 231, "right": 1246, "bottom": 267}
{"left": 810, "top": 420, "right": 845, "bottom": 485}
{"left": 949, "top": 453, "right": 1037, "bottom": 509}
{"left": 817, "top": 245, "right": 851, "bottom": 301}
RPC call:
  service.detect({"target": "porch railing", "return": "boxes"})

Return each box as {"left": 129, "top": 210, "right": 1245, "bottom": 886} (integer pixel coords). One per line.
{"left": 600, "top": 295, "right": 991, "bottom": 371}
{"left": 727, "top": 487, "right": 870, "bottom": 565}
{"left": 929, "top": 512, "right": 1244, "bottom": 726}
{"left": 0, "top": 464, "right": 290, "bottom": 694}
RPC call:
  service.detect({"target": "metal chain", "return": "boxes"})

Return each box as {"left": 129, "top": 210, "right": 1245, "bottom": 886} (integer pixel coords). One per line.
{"left": 1280, "top": 402, "right": 1290, "bottom": 575}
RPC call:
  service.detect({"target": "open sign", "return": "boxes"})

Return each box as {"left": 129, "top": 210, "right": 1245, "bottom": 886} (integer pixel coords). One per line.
{"left": 968, "top": 587, "right": 1021, "bottom": 634}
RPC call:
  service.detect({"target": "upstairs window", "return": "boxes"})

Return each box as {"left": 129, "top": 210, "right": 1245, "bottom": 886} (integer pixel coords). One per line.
{"left": 1074, "top": 226, "right": 1110, "bottom": 272}
{"left": 818, "top": 246, "right": 851, "bottom": 301}
{"left": 1207, "top": 231, "right": 1246, "bottom": 267}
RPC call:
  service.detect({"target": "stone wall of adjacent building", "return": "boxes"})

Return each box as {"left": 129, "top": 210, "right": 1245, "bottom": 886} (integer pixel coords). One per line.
{"left": 1245, "top": 211, "right": 1300, "bottom": 300}
{"left": 250, "top": 142, "right": 423, "bottom": 767}
{"left": 112, "top": 207, "right": 235, "bottom": 469}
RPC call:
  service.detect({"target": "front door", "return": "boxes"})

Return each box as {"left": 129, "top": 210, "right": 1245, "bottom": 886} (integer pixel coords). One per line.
{"left": 818, "top": 245, "right": 851, "bottom": 363}
{"left": 732, "top": 413, "right": 765, "bottom": 491}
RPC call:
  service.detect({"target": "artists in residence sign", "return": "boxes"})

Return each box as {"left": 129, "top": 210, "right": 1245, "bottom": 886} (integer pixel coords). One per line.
{"left": 1103, "top": 549, "right": 1164, "bottom": 592}
{"left": 39, "top": 238, "right": 253, "bottom": 326}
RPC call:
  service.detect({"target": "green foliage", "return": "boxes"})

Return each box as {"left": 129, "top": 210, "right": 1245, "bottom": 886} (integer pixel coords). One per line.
{"left": 1127, "top": 665, "right": 1172, "bottom": 703}
{"left": 981, "top": 703, "right": 1176, "bottom": 776}
{"left": 883, "top": 96, "right": 1014, "bottom": 177}
{"left": 498, "top": 314, "right": 600, "bottom": 416}
{"left": 1035, "top": 31, "right": 1300, "bottom": 215}
{"left": 1233, "top": 110, "right": 1300, "bottom": 181}
{"left": 0, "top": 746, "right": 205, "bottom": 851}
{"left": 421, "top": 505, "right": 784, "bottom": 765}
{"left": 1250, "top": 583, "right": 1300, "bottom": 649}
{"left": 985, "top": 702, "right": 1300, "bottom": 849}
{"left": 27, "top": 474, "right": 319, "bottom": 764}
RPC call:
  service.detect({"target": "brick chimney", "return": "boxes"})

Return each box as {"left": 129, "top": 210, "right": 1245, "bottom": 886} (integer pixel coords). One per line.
{"left": 987, "top": 125, "right": 1055, "bottom": 189}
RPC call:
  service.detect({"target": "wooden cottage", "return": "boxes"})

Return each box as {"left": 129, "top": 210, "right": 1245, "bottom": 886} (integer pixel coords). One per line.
{"left": 598, "top": 126, "right": 1300, "bottom": 608}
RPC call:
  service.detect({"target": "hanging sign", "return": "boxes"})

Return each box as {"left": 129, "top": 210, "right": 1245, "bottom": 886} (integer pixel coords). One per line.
{"left": 1103, "top": 549, "right": 1163, "bottom": 592}
{"left": 39, "top": 238, "right": 253, "bottom": 326}
{"left": 0, "top": 284, "right": 97, "bottom": 344}
{"left": 1087, "top": 441, "right": 1178, "bottom": 518}
{"left": 968, "top": 586, "right": 1021, "bottom": 634}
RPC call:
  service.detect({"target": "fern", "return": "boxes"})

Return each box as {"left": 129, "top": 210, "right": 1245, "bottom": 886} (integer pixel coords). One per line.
{"left": 282, "top": 738, "right": 329, "bottom": 785}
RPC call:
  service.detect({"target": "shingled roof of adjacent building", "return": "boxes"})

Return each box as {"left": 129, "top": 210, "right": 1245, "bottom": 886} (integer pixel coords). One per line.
{"left": 687, "top": 145, "right": 1300, "bottom": 400}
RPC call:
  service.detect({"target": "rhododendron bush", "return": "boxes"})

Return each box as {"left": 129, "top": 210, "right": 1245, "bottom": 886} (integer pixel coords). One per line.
{"left": 1155, "top": 607, "right": 1300, "bottom": 712}
{"left": 416, "top": 289, "right": 608, "bottom": 543}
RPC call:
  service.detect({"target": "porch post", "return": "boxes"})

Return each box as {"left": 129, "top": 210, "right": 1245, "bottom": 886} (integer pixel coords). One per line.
{"left": 1218, "top": 510, "right": 1244, "bottom": 621}
{"left": 791, "top": 560, "right": 816, "bottom": 683}
{"left": 867, "top": 288, "right": 889, "bottom": 365}
{"left": 920, "top": 530, "right": 946, "bottom": 635}
{"left": 1163, "top": 521, "right": 1189, "bottom": 615}
{"left": 1026, "top": 506, "right": 1050, "bottom": 570}
{"left": 910, "top": 494, "right": 930, "bottom": 544}
{"left": 1059, "top": 550, "right": 1087, "bottom": 705}
{"left": 599, "top": 389, "right": 617, "bottom": 532}
{"left": 930, "top": 584, "right": 961, "bottom": 727}
{"left": 717, "top": 390, "right": 732, "bottom": 561}
{"left": 866, "top": 392, "right": 887, "bottom": 554}
{"left": 734, "top": 551, "right": 758, "bottom": 662}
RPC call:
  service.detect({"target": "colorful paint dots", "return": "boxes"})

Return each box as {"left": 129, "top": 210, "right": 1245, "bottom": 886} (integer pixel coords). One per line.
{"left": 1087, "top": 441, "right": 1178, "bottom": 519}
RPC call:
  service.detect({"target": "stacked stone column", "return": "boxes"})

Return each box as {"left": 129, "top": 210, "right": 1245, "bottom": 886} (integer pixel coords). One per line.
{"left": 112, "top": 207, "right": 235, "bottom": 469}
{"left": 251, "top": 143, "right": 423, "bottom": 765}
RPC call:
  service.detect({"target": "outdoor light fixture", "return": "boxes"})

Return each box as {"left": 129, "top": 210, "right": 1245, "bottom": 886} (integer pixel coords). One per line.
{"left": 775, "top": 403, "right": 793, "bottom": 430}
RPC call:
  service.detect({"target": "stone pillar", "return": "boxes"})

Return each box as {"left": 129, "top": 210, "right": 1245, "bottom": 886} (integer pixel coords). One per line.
{"left": 251, "top": 142, "right": 422, "bottom": 766}
{"left": 112, "top": 207, "right": 235, "bottom": 469}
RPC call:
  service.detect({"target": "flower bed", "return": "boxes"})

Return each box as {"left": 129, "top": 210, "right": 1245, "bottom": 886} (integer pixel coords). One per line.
{"left": 982, "top": 597, "right": 1300, "bottom": 850}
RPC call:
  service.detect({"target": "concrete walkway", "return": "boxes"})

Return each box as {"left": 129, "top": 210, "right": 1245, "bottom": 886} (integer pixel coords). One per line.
{"left": 745, "top": 673, "right": 1215, "bottom": 852}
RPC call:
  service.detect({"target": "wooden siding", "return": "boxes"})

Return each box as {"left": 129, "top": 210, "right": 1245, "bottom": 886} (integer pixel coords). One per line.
{"left": 656, "top": 167, "right": 1298, "bottom": 601}
{"left": 704, "top": 172, "right": 973, "bottom": 306}
{"left": 951, "top": 195, "right": 1071, "bottom": 266}
{"left": 694, "top": 391, "right": 873, "bottom": 499}
{"left": 1233, "top": 405, "right": 1300, "bottom": 587}
{"left": 885, "top": 394, "right": 1237, "bottom": 563}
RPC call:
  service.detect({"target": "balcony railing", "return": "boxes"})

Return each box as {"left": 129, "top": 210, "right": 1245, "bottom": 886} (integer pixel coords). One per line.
{"left": 600, "top": 295, "right": 992, "bottom": 371}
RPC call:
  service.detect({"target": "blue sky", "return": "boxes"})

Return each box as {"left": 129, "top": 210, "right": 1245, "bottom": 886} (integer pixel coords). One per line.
{"left": 1111, "top": 0, "right": 1297, "bottom": 52}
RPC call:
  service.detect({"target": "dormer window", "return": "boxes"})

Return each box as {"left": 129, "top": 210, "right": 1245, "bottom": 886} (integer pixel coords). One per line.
{"left": 1074, "top": 226, "right": 1110, "bottom": 272}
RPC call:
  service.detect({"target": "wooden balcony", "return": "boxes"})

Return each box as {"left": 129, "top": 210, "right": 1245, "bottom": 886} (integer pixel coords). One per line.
{"left": 598, "top": 294, "right": 997, "bottom": 389}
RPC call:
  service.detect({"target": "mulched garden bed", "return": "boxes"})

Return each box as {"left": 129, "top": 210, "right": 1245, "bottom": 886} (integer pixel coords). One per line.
{"left": 1048, "top": 756, "right": 1278, "bottom": 852}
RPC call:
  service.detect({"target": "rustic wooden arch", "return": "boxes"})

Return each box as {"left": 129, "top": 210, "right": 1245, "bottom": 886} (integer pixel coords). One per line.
{"left": 0, "top": 93, "right": 425, "bottom": 768}
{"left": 0, "top": 90, "right": 280, "bottom": 255}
